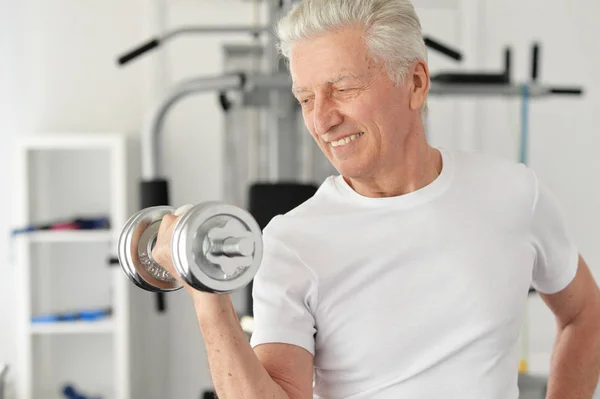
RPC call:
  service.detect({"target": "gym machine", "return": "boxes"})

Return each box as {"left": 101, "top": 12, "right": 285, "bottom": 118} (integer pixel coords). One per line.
{"left": 115, "top": 0, "right": 584, "bottom": 313}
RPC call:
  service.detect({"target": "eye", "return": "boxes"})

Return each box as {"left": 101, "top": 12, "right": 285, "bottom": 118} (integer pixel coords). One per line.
{"left": 298, "top": 97, "right": 313, "bottom": 106}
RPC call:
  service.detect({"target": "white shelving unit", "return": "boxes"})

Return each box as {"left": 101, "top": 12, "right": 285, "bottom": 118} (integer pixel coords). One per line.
{"left": 20, "top": 230, "right": 114, "bottom": 244}
{"left": 14, "top": 133, "right": 131, "bottom": 399}
{"left": 30, "top": 320, "right": 116, "bottom": 336}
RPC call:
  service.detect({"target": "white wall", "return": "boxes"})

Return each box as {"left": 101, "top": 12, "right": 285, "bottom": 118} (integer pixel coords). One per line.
{"left": 0, "top": 0, "right": 159, "bottom": 395}
{"left": 0, "top": 0, "right": 19, "bottom": 373}
{"left": 1, "top": 0, "right": 600, "bottom": 397}
{"left": 474, "top": 0, "right": 600, "bottom": 375}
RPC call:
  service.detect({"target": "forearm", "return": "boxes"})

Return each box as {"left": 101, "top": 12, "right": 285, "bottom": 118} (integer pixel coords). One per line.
{"left": 193, "top": 293, "right": 290, "bottom": 399}
{"left": 546, "top": 315, "right": 600, "bottom": 399}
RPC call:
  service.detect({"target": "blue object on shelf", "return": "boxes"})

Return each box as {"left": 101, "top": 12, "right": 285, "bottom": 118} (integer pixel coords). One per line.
{"left": 11, "top": 216, "right": 111, "bottom": 236}
{"left": 74, "top": 217, "right": 110, "bottom": 230}
{"left": 63, "top": 384, "right": 102, "bottom": 399}
{"left": 61, "top": 312, "right": 78, "bottom": 321}
{"left": 31, "top": 308, "right": 111, "bottom": 324}
{"left": 10, "top": 226, "right": 37, "bottom": 235}
{"left": 63, "top": 385, "right": 81, "bottom": 399}
{"left": 31, "top": 314, "right": 60, "bottom": 324}
{"left": 79, "top": 310, "right": 109, "bottom": 321}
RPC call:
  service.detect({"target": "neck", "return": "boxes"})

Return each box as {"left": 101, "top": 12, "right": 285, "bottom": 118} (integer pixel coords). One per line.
{"left": 343, "top": 127, "right": 442, "bottom": 198}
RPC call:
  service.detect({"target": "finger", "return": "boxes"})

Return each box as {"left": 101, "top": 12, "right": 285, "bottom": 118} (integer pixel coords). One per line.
{"left": 157, "top": 213, "right": 177, "bottom": 237}
{"left": 152, "top": 204, "right": 193, "bottom": 271}
{"left": 157, "top": 204, "right": 193, "bottom": 237}
{"left": 174, "top": 204, "right": 194, "bottom": 216}
{"left": 152, "top": 214, "right": 179, "bottom": 276}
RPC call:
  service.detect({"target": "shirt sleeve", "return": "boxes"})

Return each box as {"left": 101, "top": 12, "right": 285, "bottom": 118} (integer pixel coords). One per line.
{"left": 530, "top": 174, "right": 579, "bottom": 294}
{"left": 249, "top": 228, "right": 318, "bottom": 356}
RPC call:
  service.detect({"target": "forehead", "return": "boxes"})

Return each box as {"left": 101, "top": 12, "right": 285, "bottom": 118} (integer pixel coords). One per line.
{"left": 289, "top": 26, "right": 373, "bottom": 89}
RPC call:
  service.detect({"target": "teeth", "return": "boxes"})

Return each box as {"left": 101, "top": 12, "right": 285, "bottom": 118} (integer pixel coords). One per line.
{"left": 331, "top": 133, "right": 363, "bottom": 148}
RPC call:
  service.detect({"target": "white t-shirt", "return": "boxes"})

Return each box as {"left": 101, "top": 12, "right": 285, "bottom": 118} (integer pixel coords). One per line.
{"left": 250, "top": 147, "right": 579, "bottom": 399}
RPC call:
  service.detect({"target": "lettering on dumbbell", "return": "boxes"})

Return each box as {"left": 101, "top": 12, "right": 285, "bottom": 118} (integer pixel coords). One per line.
{"left": 140, "top": 251, "right": 173, "bottom": 282}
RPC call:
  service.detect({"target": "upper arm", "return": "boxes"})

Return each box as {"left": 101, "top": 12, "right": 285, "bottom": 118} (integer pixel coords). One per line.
{"left": 528, "top": 174, "right": 580, "bottom": 294}
{"left": 540, "top": 255, "right": 600, "bottom": 328}
{"left": 249, "top": 227, "right": 317, "bottom": 398}
{"left": 526, "top": 174, "right": 600, "bottom": 326}
{"left": 254, "top": 343, "right": 314, "bottom": 399}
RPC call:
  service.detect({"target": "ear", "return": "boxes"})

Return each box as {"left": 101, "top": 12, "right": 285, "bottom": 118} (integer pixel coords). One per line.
{"left": 409, "top": 60, "right": 430, "bottom": 112}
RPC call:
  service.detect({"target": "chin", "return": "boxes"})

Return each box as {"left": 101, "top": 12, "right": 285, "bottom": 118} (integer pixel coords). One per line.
{"left": 333, "top": 160, "right": 369, "bottom": 179}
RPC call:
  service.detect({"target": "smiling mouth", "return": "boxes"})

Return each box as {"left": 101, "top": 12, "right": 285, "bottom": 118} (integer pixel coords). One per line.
{"left": 330, "top": 132, "right": 364, "bottom": 148}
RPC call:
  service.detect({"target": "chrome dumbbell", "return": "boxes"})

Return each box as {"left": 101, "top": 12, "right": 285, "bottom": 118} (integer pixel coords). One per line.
{"left": 117, "top": 202, "right": 263, "bottom": 294}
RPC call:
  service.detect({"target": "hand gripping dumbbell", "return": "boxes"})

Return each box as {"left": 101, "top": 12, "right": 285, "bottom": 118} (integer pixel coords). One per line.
{"left": 117, "top": 202, "right": 262, "bottom": 294}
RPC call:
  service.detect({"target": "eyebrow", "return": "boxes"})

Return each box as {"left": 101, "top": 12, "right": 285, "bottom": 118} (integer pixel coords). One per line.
{"left": 292, "top": 73, "right": 361, "bottom": 94}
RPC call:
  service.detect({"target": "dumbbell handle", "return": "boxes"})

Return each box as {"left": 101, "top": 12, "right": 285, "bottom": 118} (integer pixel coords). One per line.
{"left": 146, "top": 233, "right": 252, "bottom": 269}
{"left": 210, "top": 237, "right": 255, "bottom": 257}
{"left": 172, "top": 205, "right": 253, "bottom": 258}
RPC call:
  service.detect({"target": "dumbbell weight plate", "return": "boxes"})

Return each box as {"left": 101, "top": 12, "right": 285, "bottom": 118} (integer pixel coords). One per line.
{"left": 118, "top": 206, "right": 183, "bottom": 292}
{"left": 172, "top": 202, "right": 263, "bottom": 294}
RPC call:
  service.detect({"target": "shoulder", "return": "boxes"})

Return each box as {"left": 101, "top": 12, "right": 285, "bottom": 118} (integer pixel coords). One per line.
{"left": 261, "top": 176, "right": 341, "bottom": 250}
{"left": 443, "top": 148, "right": 541, "bottom": 221}
{"left": 451, "top": 148, "right": 528, "bottom": 175}
{"left": 449, "top": 148, "right": 537, "bottom": 192}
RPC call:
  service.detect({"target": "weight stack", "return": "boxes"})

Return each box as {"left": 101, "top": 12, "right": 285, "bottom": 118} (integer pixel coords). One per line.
{"left": 246, "top": 182, "right": 318, "bottom": 315}
{"left": 248, "top": 182, "right": 318, "bottom": 229}
{"left": 140, "top": 179, "right": 170, "bottom": 209}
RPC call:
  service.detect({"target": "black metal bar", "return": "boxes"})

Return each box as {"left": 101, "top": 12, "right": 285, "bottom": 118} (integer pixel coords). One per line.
{"left": 504, "top": 47, "right": 512, "bottom": 82}
{"left": 107, "top": 257, "right": 120, "bottom": 267}
{"left": 549, "top": 87, "right": 584, "bottom": 95}
{"left": 531, "top": 43, "right": 540, "bottom": 82}
{"left": 140, "top": 179, "right": 170, "bottom": 313}
{"left": 424, "top": 36, "right": 463, "bottom": 61}
{"left": 141, "top": 180, "right": 170, "bottom": 208}
{"left": 117, "top": 38, "right": 161, "bottom": 66}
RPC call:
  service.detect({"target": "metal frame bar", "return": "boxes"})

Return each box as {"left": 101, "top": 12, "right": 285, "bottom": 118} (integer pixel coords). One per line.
{"left": 163, "top": 25, "right": 271, "bottom": 39}
{"left": 141, "top": 74, "right": 246, "bottom": 180}
{"left": 0, "top": 364, "right": 8, "bottom": 399}
{"left": 141, "top": 72, "right": 581, "bottom": 180}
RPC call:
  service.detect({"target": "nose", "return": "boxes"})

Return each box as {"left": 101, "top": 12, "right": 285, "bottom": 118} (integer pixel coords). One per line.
{"left": 313, "top": 95, "right": 343, "bottom": 136}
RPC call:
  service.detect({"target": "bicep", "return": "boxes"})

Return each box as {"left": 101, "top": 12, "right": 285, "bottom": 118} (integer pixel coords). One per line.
{"left": 540, "top": 255, "right": 600, "bottom": 328}
{"left": 254, "top": 343, "right": 314, "bottom": 399}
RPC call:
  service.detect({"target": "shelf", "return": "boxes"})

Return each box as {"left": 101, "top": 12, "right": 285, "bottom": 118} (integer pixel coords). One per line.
{"left": 17, "top": 133, "right": 127, "bottom": 150}
{"left": 235, "top": 73, "right": 584, "bottom": 99}
{"left": 15, "top": 230, "right": 113, "bottom": 243}
{"left": 429, "top": 82, "right": 583, "bottom": 98}
{"left": 14, "top": 133, "right": 132, "bottom": 399}
{"left": 30, "top": 319, "right": 115, "bottom": 335}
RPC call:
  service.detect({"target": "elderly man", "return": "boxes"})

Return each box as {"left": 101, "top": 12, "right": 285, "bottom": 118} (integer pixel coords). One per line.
{"left": 152, "top": 0, "right": 600, "bottom": 398}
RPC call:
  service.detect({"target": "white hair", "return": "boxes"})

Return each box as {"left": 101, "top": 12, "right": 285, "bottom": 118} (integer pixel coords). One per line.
{"left": 276, "top": 0, "right": 429, "bottom": 117}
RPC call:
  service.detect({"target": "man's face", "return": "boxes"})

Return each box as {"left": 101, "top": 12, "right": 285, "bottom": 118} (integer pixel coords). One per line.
{"left": 289, "top": 26, "right": 427, "bottom": 179}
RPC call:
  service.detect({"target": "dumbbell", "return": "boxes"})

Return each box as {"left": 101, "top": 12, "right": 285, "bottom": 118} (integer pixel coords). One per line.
{"left": 117, "top": 201, "right": 263, "bottom": 294}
